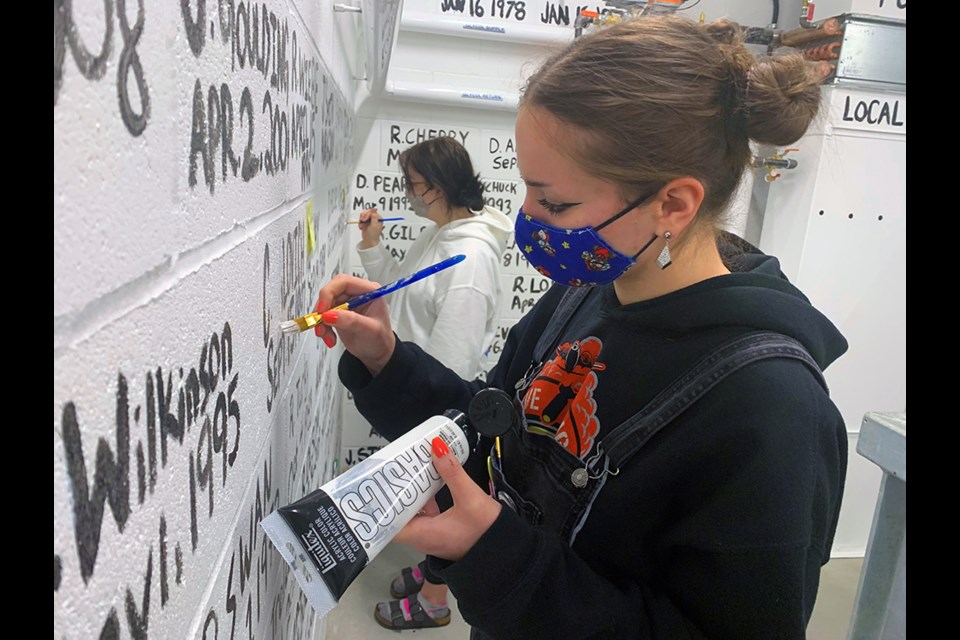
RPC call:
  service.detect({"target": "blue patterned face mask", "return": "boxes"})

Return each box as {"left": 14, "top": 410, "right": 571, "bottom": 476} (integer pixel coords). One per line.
{"left": 515, "top": 194, "right": 660, "bottom": 287}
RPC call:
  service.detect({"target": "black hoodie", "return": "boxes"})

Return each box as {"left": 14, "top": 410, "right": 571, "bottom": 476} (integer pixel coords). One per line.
{"left": 340, "top": 239, "right": 849, "bottom": 640}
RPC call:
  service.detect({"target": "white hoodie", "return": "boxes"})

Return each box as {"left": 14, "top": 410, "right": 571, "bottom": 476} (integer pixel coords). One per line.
{"left": 357, "top": 205, "right": 512, "bottom": 380}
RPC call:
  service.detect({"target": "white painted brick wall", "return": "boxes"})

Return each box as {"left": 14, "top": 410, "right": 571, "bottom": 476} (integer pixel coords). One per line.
{"left": 54, "top": 1, "right": 366, "bottom": 638}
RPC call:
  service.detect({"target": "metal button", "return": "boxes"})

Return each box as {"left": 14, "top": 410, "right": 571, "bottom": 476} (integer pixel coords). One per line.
{"left": 571, "top": 468, "right": 589, "bottom": 488}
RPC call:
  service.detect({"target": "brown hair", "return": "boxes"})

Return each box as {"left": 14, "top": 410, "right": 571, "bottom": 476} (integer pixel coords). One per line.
{"left": 399, "top": 137, "right": 486, "bottom": 212}
{"left": 521, "top": 16, "right": 821, "bottom": 229}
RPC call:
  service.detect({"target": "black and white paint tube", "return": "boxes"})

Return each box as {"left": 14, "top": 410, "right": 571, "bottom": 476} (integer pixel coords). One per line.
{"left": 260, "top": 410, "right": 471, "bottom": 619}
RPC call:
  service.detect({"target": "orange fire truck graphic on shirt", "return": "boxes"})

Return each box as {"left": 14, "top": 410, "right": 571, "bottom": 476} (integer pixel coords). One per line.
{"left": 521, "top": 337, "right": 606, "bottom": 459}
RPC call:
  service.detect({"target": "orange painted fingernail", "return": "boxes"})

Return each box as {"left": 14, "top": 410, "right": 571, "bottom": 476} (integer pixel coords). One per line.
{"left": 432, "top": 437, "right": 449, "bottom": 458}
{"left": 321, "top": 311, "right": 338, "bottom": 324}
{"left": 321, "top": 333, "right": 335, "bottom": 348}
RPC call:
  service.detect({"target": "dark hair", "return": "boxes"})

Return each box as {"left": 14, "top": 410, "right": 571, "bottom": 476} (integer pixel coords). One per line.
{"left": 522, "top": 16, "right": 821, "bottom": 230}
{"left": 399, "top": 137, "right": 486, "bottom": 212}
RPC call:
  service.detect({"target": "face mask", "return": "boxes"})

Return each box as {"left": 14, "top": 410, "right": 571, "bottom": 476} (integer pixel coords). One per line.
{"left": 407, "top": 189, "right": 436, "bottom": 218}
{"left": 515, "top": 194, "right": 659, "bottom": 287}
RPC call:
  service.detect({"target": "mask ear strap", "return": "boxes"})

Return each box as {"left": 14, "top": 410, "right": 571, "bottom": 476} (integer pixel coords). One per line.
{"left": 593, "top": 190, "right": 658, "bottom": 232}
{"left": 427, "top": 191, "right": 442, "bottom": 207}
{"left": 631, "top": 234, "right": 659, "bottom": 259}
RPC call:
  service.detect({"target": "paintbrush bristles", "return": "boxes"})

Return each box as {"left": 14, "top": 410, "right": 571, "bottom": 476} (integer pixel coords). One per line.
{"left": 280, "top": 319, "right": 306, "bottom": 333}
{"left": 281, "top": 312, "right": 325, "bottom": 333}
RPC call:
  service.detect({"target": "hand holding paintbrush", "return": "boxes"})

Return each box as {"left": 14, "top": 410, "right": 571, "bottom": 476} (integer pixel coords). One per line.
{"left": 284, "top": 255, "right": 467, "bottom": 375}
{"left": 354, "top": 207, "right": 403, "bottom": 251}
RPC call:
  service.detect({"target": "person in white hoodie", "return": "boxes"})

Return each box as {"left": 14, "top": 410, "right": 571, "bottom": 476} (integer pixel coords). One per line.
{"left": 355, "top": 136, "right": 512, "bottom": 630}
{"left": 356, "top": 137, "right": 512, "bottom": 381}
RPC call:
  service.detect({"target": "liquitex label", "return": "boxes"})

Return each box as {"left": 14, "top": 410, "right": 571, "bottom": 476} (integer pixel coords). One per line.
{"left": 265, "top": 415, "right": 469, "bottom": 607}
{"left": 300, "top": 526, "right": 336, "bottom": 573}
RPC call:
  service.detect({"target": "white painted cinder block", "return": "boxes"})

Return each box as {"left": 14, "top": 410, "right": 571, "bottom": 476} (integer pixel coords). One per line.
{"left": 54, "top": 0, "right": 368, "bottom": 637}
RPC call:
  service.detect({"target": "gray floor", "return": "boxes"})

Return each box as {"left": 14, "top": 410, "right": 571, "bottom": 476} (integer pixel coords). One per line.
{"left": 321, "top": 543, "right": 865, "bottom": 639}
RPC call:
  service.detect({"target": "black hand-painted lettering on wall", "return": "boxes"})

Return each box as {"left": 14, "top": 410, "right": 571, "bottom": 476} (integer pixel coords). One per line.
{"left": 387, "top": 125, "right": 470, "bottom": 168}
{"left": 159, "top": 513, "right": 169, "bottom": 606}
{"left": 100, "top": 609, "right": 121, "bottom": 640}
{"left": 482, "top": 180, "right": 518, "bottom": 195}
{"left": 188, "top": 326, "right": 242, "bottom": 547}
{"left": 57, "top": 322, "right": 241, "bottom": 637}
{"left": 540, "top": 2, "right": 567, "bottom": 24}
{"left": 62, "top": 0, "right": 114, "bottom": 83}
{"left": 190, "top": 80, "right": 216, "bottom": 191}
{"left": 540, "top": 3, "right": 600, "bottom": 26}
{"left": 488, "top": 0, "right": 526, "bottom": 20}
{"left": 136, "top": 412, "right": 146, "bottom": 503}
{"left": 376, "top": 0, "right": 400, "bottom": 78}
{"left": 502, "top": 248, "right": 525, "bottom": 268}
{"left": 511, "top": 295, "right": 537, "bottom": 314}
{"left": 54, "top": 0, "right": 67, "bottom": 106}
{"left": 226, "top": 552, "right": 238, "bottom": 640}
{"left": 217, "top": 0, "right": 233, "bottom": 45}
{"left": 182, "top": 1, "right": 352, "bottom": 194}
{"left": 264, "top": 220, "right": 326, "bottom": 413}
{"left": 484, "top": 324, "right": 512, "bottom": 357}
{"left": 125, "top": 548, "right": 152, "bottom": 640}
{"left": 175, "top": 542, "right": 184, "bottom": 586}
{"left": 62, "top": 378, "right": 131, "bottom": 585}
{"left": 485, "top": 196, "right": 514, "bottom": 215}
{"left": 512, "top": 275, "right": 550, "bottom": 295}
{"left": 441, "top": 0, "right": 482, "bottom": 17}
{"left": 201, "top": 455, "right": 310, "bottom": 640}
{"left": 117, "top": 0, "right": 150, "bottom": 135}
{"left": 441, "top": 0, "right": 526, "bottom": 20}
{"left": 82, "top": 547, "right": 155, "bottom": 640}
{"left": 54, "top": 0, "right": 150, "bottom": 136}
{"left": 181, "top": 0, "right": 206, "bottom": 56}
{"left": 203, "top": 610, "right": 219, "bottom": 640}
{"left": 841, "top": 96, "right": 904, "bottom": 127}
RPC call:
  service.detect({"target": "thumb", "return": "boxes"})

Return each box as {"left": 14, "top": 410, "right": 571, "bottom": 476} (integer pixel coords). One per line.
{"left": 431, "top": 436, "right": 474, "bottom": 499}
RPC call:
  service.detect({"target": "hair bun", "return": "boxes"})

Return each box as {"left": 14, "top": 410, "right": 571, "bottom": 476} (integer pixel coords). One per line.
{"left": 742, "top": 54, "right": 821, "bottom": 145}
{"left": 708, "top": 21, "right": 753, "bottom": 84}
{"left": 703, "top": 19, "right": 821, "bottom": 146}
{"left": 703, "top": 19, "right": 741, "bottom": 46}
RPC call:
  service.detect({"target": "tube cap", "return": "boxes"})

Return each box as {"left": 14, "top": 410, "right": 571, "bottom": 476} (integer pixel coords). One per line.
{"left": 467, "top": 389, "right": 517, "bottom": 438}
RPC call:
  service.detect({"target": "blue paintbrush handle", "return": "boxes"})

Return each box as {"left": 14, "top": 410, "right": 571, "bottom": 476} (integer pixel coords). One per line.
{"left": 344, "top": 254, "right": 466, "bottom": 310}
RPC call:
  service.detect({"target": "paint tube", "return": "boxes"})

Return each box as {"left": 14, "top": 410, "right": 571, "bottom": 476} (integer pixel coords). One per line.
{"left": 260, "top": 410, "right": 471, "bottom": 619}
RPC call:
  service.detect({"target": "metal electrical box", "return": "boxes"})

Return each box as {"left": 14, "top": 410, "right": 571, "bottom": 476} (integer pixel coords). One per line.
{"left": 831, "top": 14, "right": 906, "bottom": 92}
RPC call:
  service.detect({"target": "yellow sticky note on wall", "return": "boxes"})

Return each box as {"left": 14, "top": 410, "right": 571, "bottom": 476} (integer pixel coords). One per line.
{"left": 305, "top": 199, "right": 316, "bottom": 254}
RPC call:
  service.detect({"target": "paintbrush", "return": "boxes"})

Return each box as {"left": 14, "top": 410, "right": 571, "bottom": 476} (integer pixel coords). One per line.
{"left": 280, "top": 254, "right": 467, "bottom": 333}
{"left": 347, "top": 217, "right": 405, "bottom": 224}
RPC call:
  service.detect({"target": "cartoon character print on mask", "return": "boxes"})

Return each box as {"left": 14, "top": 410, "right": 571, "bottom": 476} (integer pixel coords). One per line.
{"left": 582, "top": 246, "right": 614, "bottom": 272}
{"left": 536, "top": 229, "right": 557, "bottom": 257}
{"left": 521, "top": 336, "right": 607, "bottom": 459}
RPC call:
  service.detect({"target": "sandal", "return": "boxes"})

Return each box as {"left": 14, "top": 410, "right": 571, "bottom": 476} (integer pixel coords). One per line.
{"left": 389, "top": 560, "right": 428, "bottom": 599}
{"left": 373, "top": 596, "right": 451, "bottom": 630}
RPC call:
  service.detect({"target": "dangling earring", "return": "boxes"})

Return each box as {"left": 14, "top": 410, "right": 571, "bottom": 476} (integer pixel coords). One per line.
{"left": 656, "top": 232, "right": 673, "bottom": 269}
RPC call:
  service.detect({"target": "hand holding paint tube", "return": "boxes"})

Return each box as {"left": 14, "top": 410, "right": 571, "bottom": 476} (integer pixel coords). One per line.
{"left": 393, "top": 432, "right": 503, "bottom": 562}
{"left": 260, "top": 411, "right": 473, "bottom": 620}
